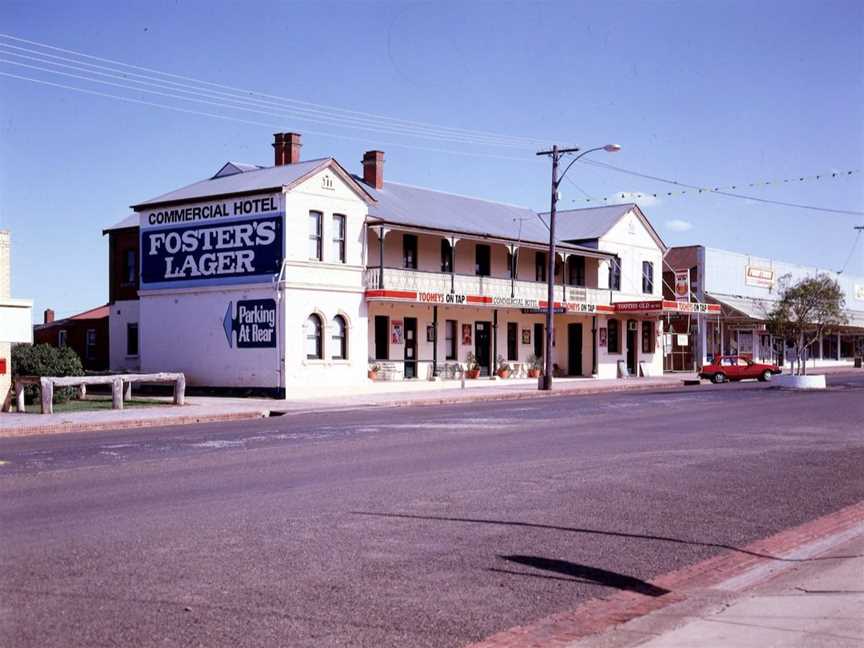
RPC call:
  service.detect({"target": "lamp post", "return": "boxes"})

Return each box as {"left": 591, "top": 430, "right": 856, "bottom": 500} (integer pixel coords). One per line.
{"left": 536, "top": 143, "right": 621, "bottom": 390}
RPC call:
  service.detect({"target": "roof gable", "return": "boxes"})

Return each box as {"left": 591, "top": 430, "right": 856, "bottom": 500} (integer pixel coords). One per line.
{"left": 132, "top": 158, "right": 375, "bottom": 209}
{"left": 551, "top": 203, "right": 666, "bottom": 252}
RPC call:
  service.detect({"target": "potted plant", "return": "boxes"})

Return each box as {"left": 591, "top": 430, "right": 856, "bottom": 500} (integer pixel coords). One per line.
{"left": 368, "top": 363, "right": 380, "bottom": 380}
{"left": 464, "top": 353, "right": 481, "bottom": 379}
{"left": 526, "top": 354, "right": 543, "bottom": 378}
{"left": 496, "top": 355, "right": 511, "bottom": 379}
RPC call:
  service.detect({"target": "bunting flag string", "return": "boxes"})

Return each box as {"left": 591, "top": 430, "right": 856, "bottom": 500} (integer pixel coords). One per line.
{"left": 573, "top": 168, "right": 860, "bottom": 205}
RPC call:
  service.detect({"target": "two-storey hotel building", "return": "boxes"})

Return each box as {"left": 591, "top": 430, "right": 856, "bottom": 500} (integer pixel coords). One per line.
{"left": 103, "top": 133, "right": 717, "bottom": 395}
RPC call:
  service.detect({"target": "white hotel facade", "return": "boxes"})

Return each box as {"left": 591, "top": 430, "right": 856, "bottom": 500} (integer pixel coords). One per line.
{"left": 104, "top": 133, "right": 717, "bottom": 395}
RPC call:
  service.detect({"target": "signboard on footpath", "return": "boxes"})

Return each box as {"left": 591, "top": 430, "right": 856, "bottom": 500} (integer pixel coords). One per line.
{"left": 139, "top": 193, "right": 284, "bottom": 289}
{"left": 222, "top": 299, "right": 277, "bottom": 348}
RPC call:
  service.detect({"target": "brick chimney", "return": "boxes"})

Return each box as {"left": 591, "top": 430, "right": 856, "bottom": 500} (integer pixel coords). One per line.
{"left": 273, "top": 132, "right": 302, "bottom": 165}
{"left": 44, "top": 308, "right": 54, "bottom": 324}
{"left": 362, "top": 150, "right": 384, "bottom": 189}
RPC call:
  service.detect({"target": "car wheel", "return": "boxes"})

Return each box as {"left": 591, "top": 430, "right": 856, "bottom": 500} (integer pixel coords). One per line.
{"left": 760, "top": 369, "right": 772, "bottom": 382}
{"left": 712, "top": 373, "right": 726, "bottom": 384}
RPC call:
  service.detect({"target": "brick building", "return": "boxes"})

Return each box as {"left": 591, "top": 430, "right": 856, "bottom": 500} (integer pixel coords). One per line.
{"left": 33, "top": 305, "right": 110, "bottom": 371}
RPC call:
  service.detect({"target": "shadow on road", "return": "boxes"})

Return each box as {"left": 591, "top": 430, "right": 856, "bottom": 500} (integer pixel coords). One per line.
{"left": 352, "top": 512, "right": 863, "bottom": 562}
{"left": 493, "top": 555, "right": 670, "bottom": 597}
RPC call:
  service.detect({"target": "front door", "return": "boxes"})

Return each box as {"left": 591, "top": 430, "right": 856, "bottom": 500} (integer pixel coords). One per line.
{"left": 475, "top": 321, "right": 491, "bottom": 376}
{"left": 404, "top": 317, "right": 417, "bottom": 379}
{"left": 626, "top": 320, "right": 638, "bottom": 376}
{"left": 567, "top": 323, "right": 583, "bottom": 376}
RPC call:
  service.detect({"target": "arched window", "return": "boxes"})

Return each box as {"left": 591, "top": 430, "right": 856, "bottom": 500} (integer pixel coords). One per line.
{"left": 305, "top": 314, "right": 323, "bottom": 359}
{"left": 331, "top": 315, "right": 347, "bottom": 360}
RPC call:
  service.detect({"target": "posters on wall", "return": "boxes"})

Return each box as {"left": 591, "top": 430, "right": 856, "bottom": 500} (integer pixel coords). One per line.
{"left": 391, "top": 320, "right": 404, "bottom": 344}
{"left": 461, "top": 324, "right": 472, "bottom": 345}
{"left": 521, "top": 328, "right": 531, "bottom": 345}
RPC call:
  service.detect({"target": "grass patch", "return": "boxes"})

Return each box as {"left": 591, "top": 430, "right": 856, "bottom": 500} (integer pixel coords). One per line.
{"left": 21, "top": 396, "right": 170, "bottom": 413}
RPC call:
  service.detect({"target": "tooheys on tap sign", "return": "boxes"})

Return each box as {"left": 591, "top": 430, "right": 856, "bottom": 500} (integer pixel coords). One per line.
{"left": 139, "top": 194, "right": 283, "bottom": 287}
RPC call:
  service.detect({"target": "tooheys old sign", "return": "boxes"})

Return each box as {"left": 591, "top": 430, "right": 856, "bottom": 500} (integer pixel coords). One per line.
{"left": 139, "top": 194, "right": 284, "bottom": 288}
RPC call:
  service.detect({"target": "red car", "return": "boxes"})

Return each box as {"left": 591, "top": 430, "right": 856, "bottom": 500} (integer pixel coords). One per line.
{"left": 699, "top": 355, "right": 781, "bottom": 384}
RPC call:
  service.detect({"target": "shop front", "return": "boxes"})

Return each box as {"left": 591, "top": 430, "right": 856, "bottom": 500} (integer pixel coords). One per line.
{"left": 366, "top": 287, "right": 611, "bottom": 381}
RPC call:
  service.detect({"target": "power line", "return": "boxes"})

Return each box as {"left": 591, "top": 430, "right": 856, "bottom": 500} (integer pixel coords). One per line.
{"left": 0, "top": 55, "right": 539, "bottom": 150}
{"left": 580, "top": 159, "right": 864, "bottom": 216}
{"left": 838, "top": 228, "right": 862, "bottom": 274}
{"left": 0, "top": 32, "right": 550, "bottom": 147}
{"left": 0, "top": 71, "right": 535, "bottom": 163}
{"left": 0, "top": 44, "right": 537, "bottom": 149}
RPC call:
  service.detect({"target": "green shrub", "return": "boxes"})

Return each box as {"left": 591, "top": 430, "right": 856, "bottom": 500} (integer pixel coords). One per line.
{"left": 11, "top": 343, "right": 84, "bottom": 404}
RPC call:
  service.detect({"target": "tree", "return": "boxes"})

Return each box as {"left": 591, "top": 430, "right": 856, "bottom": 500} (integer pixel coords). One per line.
{"left": 11, "top": 343, "right": 84, "bottom": 404}
{"left": 766, "top": 274, "right": 847, "bottom": 375}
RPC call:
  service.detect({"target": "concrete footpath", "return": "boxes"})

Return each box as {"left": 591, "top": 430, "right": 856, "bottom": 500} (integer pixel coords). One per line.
{"left": 0, "top": 373, "right": 697, "bottom": 437}
{"left": 566, "top": 527, "right": 864, "bottom": 648}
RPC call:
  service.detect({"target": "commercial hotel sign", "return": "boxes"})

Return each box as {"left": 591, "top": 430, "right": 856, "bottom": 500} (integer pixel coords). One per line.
{"left": 367, "top": 289, "right": 612, "bottom": 313}
{"left": 139, "top": 194, "right": 283, "bottom": 289}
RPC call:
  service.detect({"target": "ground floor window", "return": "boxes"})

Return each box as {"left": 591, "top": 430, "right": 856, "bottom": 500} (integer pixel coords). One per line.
{"left": 331, "top": 315, "right": 347, "bottom": 359}
{"left": 305, "top": 314, "right": 323, "bottom": 360}
{"left": 445, "top": 320, "right": 457, "bottom": 360}
{"left": 85, "top": 328, "right": 97, "bottom": 361}
{"left": 822, "top": 334, "right": 838, "bottom": 360}
{"left": 507, "top": 322, "right": 518, "bottom": 361}
{"left": 126, "top": 323, "right": 139, "bottom": 356}
{"left": 374, "top": 315, "right": 389, "bottom": 360}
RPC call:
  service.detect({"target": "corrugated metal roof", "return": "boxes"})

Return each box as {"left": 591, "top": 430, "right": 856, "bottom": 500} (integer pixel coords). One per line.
{"left": 102, "top": 214, "right": 139, "bottom": 233}
{"left": 546, "top": 204, "right": 636, "bottom": 242}
{"left": 133, "top": 158, "right": 332, "bottom": 208}
{"left": 362, "top": 180, "right": 608, "bottom": 254}
{"left": 706, "top": 292, "right": 776, "bottom": 320}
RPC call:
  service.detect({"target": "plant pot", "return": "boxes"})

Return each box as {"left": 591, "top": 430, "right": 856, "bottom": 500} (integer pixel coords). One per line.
{"left": 774, "top": 374, "right": 826, "bottom": 390}
{"left": 368, "top": 370, "right": 378, "bottom": 380}
{"left": 465, "top": 369, "right": 481, "bottom": 379}
{"left": 527, "top": 368, "right": 541, "bottom": 378}
{"left": 497, "top": 369, "right": 511, "bottom": 379}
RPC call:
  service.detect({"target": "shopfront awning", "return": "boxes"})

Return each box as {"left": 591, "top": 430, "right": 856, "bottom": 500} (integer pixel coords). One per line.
{"left": 612, "top": 299, "right": 721, "bottom": 315}
{"left": 705, "top": 293, "right": 776, "bottom": 321}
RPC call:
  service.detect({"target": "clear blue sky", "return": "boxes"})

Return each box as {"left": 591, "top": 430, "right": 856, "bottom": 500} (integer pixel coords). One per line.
{"left": 1, "top": 0, "right": 862, "bottom": 320}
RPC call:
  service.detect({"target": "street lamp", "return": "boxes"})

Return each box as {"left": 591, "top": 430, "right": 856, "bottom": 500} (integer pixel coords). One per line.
{"left": 536, "top": 143, "right": 621, "bottom": 390}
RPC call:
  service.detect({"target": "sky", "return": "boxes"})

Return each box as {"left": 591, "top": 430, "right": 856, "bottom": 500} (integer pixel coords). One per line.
{"left": 1, "top": 0, "right": 863, "bottom": 320}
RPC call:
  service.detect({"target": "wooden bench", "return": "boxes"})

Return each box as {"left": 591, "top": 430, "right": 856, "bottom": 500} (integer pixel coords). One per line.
{"left": 11, "top": 373, "right": 186, "bottom": 415}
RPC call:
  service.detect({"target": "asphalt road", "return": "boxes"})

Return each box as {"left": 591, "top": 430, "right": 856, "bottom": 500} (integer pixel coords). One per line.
{"left": 2, "top": 375, "right": 863, "bottom": 647}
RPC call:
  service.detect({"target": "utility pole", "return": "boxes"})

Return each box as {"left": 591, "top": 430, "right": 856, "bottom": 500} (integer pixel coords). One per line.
{"left": 536, "top": 145, "right": 579, "bottom": 390}
{"left": 536, "top": 143, "right": 621, "bottom": 390}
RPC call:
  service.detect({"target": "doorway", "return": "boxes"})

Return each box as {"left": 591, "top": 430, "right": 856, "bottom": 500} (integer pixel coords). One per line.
{"left": 567, "top": 323, "right": 583, "bottom": 376}
{"left": 475, "top": 321, "right": 491, "bottom": 376}
{"left": 626, "top": 320, "right": 638, "bottom": 376}
{"left": 404, "top": 317, "right": 417, "bottom": 379}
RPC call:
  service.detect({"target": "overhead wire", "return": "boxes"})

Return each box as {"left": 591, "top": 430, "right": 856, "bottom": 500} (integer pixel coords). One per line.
{"left": 580, "top": 159, "right": 864, "bottom": 216}
{"left": 0, "top": 33, "right": 550, "bottom": 148}
{"left": 0, "top": 54, "right": 539, "bottom": 149}
{"left": 0, "top": 71, "right": 535, "bottom": 163}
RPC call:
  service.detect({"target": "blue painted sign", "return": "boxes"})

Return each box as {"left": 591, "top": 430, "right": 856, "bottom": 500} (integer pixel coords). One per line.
{"left": 223, "top": 299, "right": 277, "bottom": 348}
{"left": 141, "top": 216, "right": 283, "bottom": 288}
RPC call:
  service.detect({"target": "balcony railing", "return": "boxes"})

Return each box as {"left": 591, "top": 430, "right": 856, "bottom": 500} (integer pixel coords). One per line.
{"left": 364, "top": 267, "right": 610, "bottom": 306}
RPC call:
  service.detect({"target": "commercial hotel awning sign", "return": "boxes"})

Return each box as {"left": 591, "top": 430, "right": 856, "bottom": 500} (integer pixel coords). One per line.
{"left": 139, "top": 194, "right": 283, "bottom": 289}
{"left": 366, "top": 289, "right": 613, "bottom": 313}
